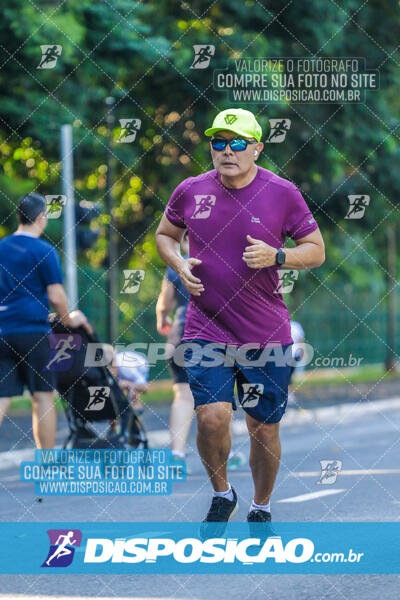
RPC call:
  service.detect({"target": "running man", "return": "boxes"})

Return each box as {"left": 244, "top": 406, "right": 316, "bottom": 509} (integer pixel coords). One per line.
{"left": 0, "top": 193, "right": 92, "bottom": 448}
{"left": 45, "top": 335, "right": 76, "bottom": 370}
{"left": 38, "top": 45, "right": 61, "bottom": 69}
{"left": 45, "top": 531, "right": 76, "bottom": 566}
{"left": 156, "top": 108, "right": 325, "bottom": 526}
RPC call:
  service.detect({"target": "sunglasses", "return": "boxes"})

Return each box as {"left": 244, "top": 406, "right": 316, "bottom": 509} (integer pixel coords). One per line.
{"left": 211, "top": 138, "right": 258, "bottom": 152}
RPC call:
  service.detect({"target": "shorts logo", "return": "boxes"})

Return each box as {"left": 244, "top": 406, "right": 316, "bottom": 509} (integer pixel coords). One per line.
{"left": 85, "top": 386, "right": 110, "bottom": 411}
{"left": 45, "top": 334, "right": 82, "bottom": 372}
{"left": 191, "top": 195, "right": 216, "bottom": 219}
{"left": 240, "top": 383, "right": 264, "bottom": 408}
{"left": 42, "top": 529, "right": 82, "bottom": 567}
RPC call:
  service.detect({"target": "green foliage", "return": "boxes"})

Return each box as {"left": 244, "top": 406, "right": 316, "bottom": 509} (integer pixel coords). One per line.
{"left": 1, "top": 0, "right": 399, "bottom": 346}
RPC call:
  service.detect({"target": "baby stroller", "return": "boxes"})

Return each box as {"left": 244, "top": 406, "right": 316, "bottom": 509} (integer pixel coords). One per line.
{"left": 48, "top": 316, "right": 148, "bottom": 449}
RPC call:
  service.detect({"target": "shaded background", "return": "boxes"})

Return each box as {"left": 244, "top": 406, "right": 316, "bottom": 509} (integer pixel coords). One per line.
{"left": 1, "top": 0, "right": 399, "bottom": 379}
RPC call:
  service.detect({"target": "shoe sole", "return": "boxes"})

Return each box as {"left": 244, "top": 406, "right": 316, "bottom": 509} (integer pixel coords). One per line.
{"left": 228, "top": 501, "right": 239, "bottom": 521}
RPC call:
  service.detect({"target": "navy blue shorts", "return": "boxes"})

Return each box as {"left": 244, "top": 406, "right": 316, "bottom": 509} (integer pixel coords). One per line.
{"left": 0, "top": 332, "right": 56, "bottom": 397}
{"left": 183, "top": 339, "right": 293, "bottom": 424}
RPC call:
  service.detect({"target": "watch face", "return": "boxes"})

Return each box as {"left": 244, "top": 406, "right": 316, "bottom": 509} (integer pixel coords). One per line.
{"left": 277, "top": 250, "right": 285, "bottom": 265}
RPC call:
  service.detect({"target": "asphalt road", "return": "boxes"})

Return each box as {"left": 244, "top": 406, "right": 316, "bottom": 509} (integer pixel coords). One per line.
{"left": 0, "top": 396, "right": 399, "bottom": 599}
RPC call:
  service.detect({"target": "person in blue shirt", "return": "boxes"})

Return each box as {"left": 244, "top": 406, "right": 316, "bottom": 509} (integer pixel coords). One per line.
{"left": 156, "top": 231, "right": 193, "bottom": 466}
{"left": 0, "top": 193, "right": 92, "bottom": 448}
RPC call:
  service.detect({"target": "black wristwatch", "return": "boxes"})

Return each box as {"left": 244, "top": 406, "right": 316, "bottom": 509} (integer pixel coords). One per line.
{"left": 275, "top": 247, "right": 286, "bottom": 266}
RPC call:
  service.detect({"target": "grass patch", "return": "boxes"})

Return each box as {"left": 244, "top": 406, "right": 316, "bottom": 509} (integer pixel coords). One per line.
{"left": 8, "top": 387, "right": 173, "bottom": 414}
{"left": 295, "top": 364, "right": 398, "bottom": 388}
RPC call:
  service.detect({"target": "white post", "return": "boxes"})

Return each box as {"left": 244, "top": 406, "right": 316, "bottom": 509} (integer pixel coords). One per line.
{"left": 60, "top": 124, "right": 78, "bottom": 310}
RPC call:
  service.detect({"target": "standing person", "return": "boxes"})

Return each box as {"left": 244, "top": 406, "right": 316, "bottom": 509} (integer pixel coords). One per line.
{"left": 0, "top": 193, "right": 92, "bottom": 448}
{"left": 156, "top": 108, "right": 325, "bottom": 526}
{"left": 156, "top": 230, "right": 194, "bottom": 469}
{"left": 287, "top": 320, "right": 306, "bottom": 406}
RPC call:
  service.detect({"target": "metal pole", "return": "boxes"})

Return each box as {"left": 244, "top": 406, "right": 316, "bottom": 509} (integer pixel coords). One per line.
{"left": 60, "top": 124, "right": 78, "bottom": 310}
{"left": 105, "top": 97, "right": 119, "bottom": 343}
{"left": 385, "top": 223, "right": 396, "bottom": 372}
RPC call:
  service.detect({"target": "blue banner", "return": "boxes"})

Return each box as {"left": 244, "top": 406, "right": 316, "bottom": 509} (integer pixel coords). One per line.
{"left": 20, "top": 449, "right": 185, "bottom": 495}
{"left": 0, "top": 522, "right": 398, "bottom": 574}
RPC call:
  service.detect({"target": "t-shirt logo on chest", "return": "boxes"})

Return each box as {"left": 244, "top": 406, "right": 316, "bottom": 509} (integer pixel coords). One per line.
{"left": 191, "top": 194, "right": 216, "bottom": 219}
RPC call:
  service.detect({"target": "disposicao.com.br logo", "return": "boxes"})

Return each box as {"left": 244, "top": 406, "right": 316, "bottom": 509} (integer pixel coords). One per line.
{"left": 0, "top": 522, "right": 393, "bottom": 574}
{"left": 83, "top": 535, "right": 361, "bottom": 565}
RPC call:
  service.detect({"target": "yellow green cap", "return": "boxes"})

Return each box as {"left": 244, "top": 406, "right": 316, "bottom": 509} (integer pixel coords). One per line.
{"left": 204, "top": 108, "right": 262, "bottom": 142}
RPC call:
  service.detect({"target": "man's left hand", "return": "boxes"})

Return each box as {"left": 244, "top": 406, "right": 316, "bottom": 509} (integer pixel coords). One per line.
{"left": 242, "top": 234, "right": 277, "bottom": 269}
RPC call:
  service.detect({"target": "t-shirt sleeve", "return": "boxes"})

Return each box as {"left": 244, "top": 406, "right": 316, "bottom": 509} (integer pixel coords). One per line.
{"left": 284, "top": 186, "right": 319, "bottom": 241}
{"left": 40, "top": 246, "right": 63, "bottom": 286}
{"left": 164, "top": 178, "right": 192, "bottom": 228}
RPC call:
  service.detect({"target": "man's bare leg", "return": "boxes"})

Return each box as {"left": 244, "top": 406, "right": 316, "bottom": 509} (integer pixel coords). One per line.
{"left": 196, "top": 402, "right": 232, "bottom": 491}
{"left": 246, "top": 413, "right": 281, "bottom": 505}
{"left": 0, "top": 398, "right": 11, "bottom": 426}
{"left": 31, "top": 391, "right": 56, "bottom": 449}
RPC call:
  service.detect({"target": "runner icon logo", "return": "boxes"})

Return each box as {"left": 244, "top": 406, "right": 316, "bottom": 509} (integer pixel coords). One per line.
{"left": 85, "top": 386, "right": 110, "bottom": 411}
{"left": 345, "top": 195, "right": 370, "bottom": 219}
{"left": 191, "top": 195, "right": 216, "bottom": 219}
{"left": 317, "top": 460, "right": 343, "bottom": 485}
{"left": 37, "top": 45, "right": 62, "bottom": 69}
{"left": 240, "top": 383, "right": 264, "bottom": 408}
{"left": 42, "top": 529, "right": 82, "bottom": 568}
{"left": 45, "top": 195, "right": 66, "bottom": 219}
{"left": 191, "top": 45, "right": 215, "bottom": 69}
{"left": 266, "top": 119, "right": 291, "bottom": 143}
{"left": 45, "top": 334, "right": 81, "bottom": 372}
{"left": 274, "top": 270, "right": 299, "bottom": 294}
{"left": 121, "top": 270, "right": 146, "bottom": 294}
{"left": 117, "top": 119, "right": 142, "bottom": 143}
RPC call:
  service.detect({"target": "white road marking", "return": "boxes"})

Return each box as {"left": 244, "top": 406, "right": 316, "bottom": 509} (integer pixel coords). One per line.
{"left": 232, "top": 396, "right": 400, "bottom": 434}
{"left": 0, "top": 596, "right": 189, "bottom": 600}
{"left": 277, "top": 489, "right": 346, "bottom": 503}
{"left": 0, "top": 448, "right": 36, "bottom": 471}
{"left": 0, "top": 430, "right": 169, "bottom": 473}
{"left": 290, "top": 469, "right": 400, "bottom": 477}
{"left": 1, "top": 397, "right": 400, "bottom": 473}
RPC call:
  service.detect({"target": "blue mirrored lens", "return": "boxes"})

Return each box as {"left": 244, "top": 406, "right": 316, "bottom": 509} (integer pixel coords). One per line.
{"left": 229, "top": 139, "right": 247, "bottom": 151}
{"left": 211, "top": 139, "right": 227, "bottom": 151}
{"left": 211, "top": 139, "right": 249, "bottom": 151}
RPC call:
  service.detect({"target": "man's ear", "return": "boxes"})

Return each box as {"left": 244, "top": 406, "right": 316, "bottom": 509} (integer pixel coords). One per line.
{"left": 254, "top": 142, "right": 264, "bottom": 158}
{"left": 36, "top": 211, "right": 47, "bottom": 227}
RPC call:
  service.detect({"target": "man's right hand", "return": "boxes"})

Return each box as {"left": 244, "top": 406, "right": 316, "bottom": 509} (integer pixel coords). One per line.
{"left": 64, "top": 310, "right": 93, "bottom": 334}
{"left": 177, "top": 258, "right": 204, "bottom": 296}
{"left": 48, "top": 284, "right": 93, "bottom": 335}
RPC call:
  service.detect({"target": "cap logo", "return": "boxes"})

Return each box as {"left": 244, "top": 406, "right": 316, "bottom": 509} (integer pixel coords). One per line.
{"left": 224, "top": 114, "right": 238, "bottom": 125}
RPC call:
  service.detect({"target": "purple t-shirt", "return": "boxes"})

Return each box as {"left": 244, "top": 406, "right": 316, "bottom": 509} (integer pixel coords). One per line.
{"left": 164, "top": 166, "right": 319, "bottom": 347}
